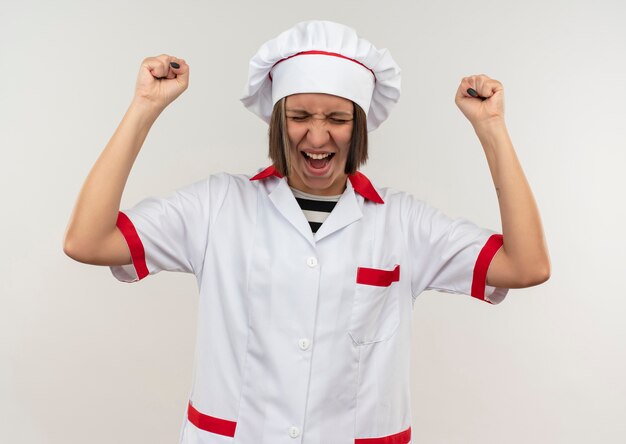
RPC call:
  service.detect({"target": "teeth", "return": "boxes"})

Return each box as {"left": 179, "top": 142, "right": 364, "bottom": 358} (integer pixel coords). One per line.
{"left": 304, "top": 152, "right": 332, "bottom": 160}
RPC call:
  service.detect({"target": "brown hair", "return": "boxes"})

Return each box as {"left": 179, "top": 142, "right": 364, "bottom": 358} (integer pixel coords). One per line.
{"left": 268, "top": 97, "right": 368, "bottom": 177}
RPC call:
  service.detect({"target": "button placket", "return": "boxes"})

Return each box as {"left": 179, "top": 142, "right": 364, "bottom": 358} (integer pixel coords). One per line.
{"left": 286, "top": 253, "right": 315, "bottom": 441}
{"left": 288, "top": 425, "right": 301, "bottom": 438}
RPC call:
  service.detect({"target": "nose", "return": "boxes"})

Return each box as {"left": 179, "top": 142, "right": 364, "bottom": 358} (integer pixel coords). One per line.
{"left": 305, "top": 118, "right": 331, "bottom": 148}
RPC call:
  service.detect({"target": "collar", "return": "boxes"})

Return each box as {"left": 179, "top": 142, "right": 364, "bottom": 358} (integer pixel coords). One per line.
{"left": 250, "top": 165, "right": 384, "bottom": 204}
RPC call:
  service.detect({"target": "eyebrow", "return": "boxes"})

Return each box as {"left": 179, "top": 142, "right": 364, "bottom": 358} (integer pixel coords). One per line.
{"left": 286, "top": 108, "right": 354, "bottom": 117}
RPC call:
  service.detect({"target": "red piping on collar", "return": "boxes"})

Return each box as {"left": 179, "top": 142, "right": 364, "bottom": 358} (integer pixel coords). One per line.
{"left": 250, "top": 165, "right": 283, "bottom": 181}
{"left": 348, "top": 171, "right": 384, "bottom": 204}
{"left": 250, "top": 165, "right": 384, "bottom": 204}
{"left": 268, "top": 50, "right": 376, "bottom": 82}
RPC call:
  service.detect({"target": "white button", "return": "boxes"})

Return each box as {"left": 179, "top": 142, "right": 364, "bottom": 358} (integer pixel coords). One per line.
{"left": 298, "top": 338, "right": 310, "bottom": 350}
{"left": 288, "top": 426, "right": 300, "bottom": 438}
{"left": 306, "top": 257, "right": 318, "bottom": 267}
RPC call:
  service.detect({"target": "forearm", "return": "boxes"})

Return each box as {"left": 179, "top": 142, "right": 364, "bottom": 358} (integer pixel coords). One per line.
{"left": 474, "top": 119, "right": 551, "bottom": 285}
{"left": 63, "top": 100, "right": 161, "bottom": 253}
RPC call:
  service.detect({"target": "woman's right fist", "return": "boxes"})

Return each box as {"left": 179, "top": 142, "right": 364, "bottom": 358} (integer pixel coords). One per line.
{"left": 133, "top": 54, "right": 189, "bottom": 110}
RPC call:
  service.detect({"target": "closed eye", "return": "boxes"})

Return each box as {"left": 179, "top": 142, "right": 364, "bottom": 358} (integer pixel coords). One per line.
{"left": 287, "top": 115, "right": 310, "bottom": 122}
{"left": 287, "top": 115, "right": 352, "bottom": 124}
{"left": 329, "top": 118, "right": 352, "bottom": 124}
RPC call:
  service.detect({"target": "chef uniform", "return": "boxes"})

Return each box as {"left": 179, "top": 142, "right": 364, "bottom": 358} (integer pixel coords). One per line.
{"left": 110, "top": 20, "right": 508, "bottom": 444}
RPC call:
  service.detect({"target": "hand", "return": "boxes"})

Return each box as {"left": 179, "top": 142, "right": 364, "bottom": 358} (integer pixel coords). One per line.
{"left": 454, "top": 74, "right": 505, "bottom": 129}
{"left": 133, "top": 54, "right": 189, "bottom": 112}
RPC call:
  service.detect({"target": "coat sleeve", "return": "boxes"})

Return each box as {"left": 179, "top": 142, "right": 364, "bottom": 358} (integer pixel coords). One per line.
{"left": 405, "top": 196, "right": 508, "bottom": 305}
{"left": 109, "top": 175, "right": 226, "bottom": 283}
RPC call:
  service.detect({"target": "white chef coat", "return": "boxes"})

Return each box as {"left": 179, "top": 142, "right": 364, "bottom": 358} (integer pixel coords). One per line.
{"left": 110, "top": 166, "right": 508, "bottom": 444}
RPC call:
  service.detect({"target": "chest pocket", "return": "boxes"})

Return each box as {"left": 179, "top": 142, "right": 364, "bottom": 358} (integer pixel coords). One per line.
{"left": 348, "top": 264, "right": 401, "bottom": 345}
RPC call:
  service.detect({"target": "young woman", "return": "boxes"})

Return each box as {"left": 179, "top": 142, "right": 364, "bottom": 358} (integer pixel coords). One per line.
{"left": 64, "top": 20, "right": 549, "bottom": 444}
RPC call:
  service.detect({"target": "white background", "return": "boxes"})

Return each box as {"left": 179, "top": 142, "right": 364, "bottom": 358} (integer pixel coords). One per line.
{"left": 1, "top": 0, "right": 625, "bottom": 443}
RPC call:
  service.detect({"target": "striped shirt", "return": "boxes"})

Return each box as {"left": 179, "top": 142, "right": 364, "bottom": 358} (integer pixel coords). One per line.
{"left": 290, "top": 187, "right": 341, "bottom": 233}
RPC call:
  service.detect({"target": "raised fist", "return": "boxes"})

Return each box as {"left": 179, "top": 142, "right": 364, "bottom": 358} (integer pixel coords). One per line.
{"left": 134, "top": 54, "right": 189, "bottom": 111}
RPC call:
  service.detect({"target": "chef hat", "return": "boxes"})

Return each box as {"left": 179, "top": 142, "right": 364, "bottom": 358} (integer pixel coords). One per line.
{"left": 240, "top": 20, "right": 401, "bottom": 132}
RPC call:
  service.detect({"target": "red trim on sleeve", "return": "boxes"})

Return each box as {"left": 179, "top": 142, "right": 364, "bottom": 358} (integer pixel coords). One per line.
{"left": 356, "top": 265, "right": 400, "bottom": 287}
{"left": 355, "top": 426, "right": 411, "bottom": 444}
{"left": 187, "top": 401, "right": 237, "bottom": 437}
{"left": 115, "top": 211, "right": 149, "bottom": 281}
{"left": 471, "top": 234, "right": 504, "bottom": 303}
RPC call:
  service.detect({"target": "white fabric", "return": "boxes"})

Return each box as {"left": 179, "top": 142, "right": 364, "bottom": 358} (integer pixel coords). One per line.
{"left": 270, "top": 54, "right": 375, "bottom": 119}
{"left": 289, "top": 187, "right": 341, "bottom": 201}
{"left": 110, "top": 171, "right": 508, "bottom": 443}
{"left": 240, "top": 20, "right": 401, "bottom": 132}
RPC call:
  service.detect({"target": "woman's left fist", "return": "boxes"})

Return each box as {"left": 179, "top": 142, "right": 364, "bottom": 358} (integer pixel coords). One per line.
{"left": 455, "top": 74, "right": 505, "bottom": 128}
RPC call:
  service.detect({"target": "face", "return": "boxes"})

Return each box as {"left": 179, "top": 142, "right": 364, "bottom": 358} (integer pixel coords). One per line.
{"left": 285, "top": 93, "right": 354, "bottom": 196}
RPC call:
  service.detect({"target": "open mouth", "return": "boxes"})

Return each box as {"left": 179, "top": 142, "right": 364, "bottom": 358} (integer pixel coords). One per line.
{"left": 301, "top": 151, "right": 335, "bottom": 170}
